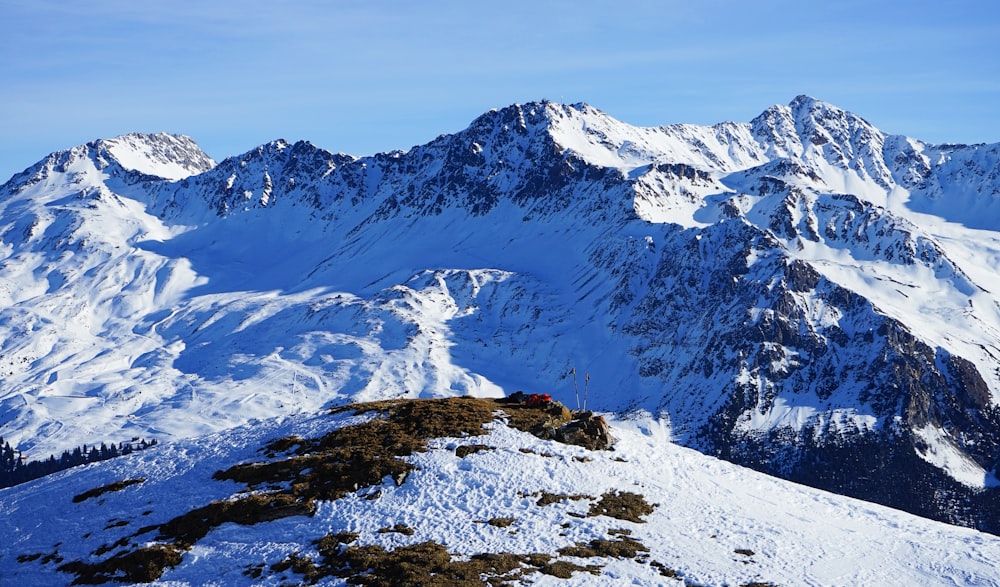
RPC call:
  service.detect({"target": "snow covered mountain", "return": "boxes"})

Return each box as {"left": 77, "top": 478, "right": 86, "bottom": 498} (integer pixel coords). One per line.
{"left": 2, "top": 97, "right": 1000, "bottom": 535}
{"left": 3, "top": 397, "right": 1000, "bottom": 586}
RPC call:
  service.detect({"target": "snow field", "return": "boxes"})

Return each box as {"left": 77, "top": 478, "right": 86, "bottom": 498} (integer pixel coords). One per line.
{"left": 5, "top": 407, "right": 999, "bottom": 586}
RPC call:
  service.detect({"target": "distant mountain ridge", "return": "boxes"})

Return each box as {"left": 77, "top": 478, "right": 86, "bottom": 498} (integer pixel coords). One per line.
{"left": 2, "top": 97, "right": 1000, "bottom": 533}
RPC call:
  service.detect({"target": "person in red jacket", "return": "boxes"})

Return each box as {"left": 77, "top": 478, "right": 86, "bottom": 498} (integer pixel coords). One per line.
{"left": 524, "top": 393, "right": 552, "bottom": 407}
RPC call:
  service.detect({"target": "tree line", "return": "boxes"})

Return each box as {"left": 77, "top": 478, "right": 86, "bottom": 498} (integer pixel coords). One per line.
{"left": 0, "top": 436, "right": 157, "bottom": 489}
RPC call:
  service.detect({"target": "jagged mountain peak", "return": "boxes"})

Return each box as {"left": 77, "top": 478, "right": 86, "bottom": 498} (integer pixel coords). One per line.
{"left": 450, "top": 101, "right": 568, "bottom": 152}
{"left": 788, "top": 93, "right": 839, "bottom": 114}
{"left": 465, "top": 100, "right": 769, "bottom": 175}
{"left": 760, "top": 94, "right": 864, "bottom": 126}
{"left": 461, "top": 100, "right": 656, "bottom": 163}
{"left": 213, "top": 138, "right": 349, "bottom": 175}
{"left": 89, "top": 132, "right": 216, "bottom": 181}
{"left": 746, "top": 95, "right": 892, "bottom": 189}
{"left": 786, "top": 94, "right": 882, "bottom": 146}
{"left": 1, "top": 132, "right": 215, "bottom": 198}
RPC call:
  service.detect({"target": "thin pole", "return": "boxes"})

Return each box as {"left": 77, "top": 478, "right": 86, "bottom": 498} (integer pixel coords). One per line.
{"left": 572, "top": 367, "right": 580, "bottom": 411}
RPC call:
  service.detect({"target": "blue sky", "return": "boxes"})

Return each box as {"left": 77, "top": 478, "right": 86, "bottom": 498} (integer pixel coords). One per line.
{"left": 1, "top": 0, "right": 998, "bottom": 182}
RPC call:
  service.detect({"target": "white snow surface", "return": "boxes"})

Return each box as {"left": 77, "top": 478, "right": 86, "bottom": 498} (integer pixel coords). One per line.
{"left": 2, "top": 409, "right": 999, "bottom": 586}
{"left": 99, "top": 133, "right": 216, "bottom": 181}
{"left": 2, "top": 96, "right": 1000, "bottom": 495}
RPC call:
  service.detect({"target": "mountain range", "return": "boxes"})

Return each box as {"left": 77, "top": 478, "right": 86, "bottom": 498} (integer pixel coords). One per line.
{"left": 2, "top": 96, "right": 1000, "bottom": 537}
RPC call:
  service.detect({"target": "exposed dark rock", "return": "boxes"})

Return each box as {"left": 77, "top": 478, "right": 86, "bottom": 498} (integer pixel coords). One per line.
{"left": 555, "top": 412, "right": 616, "bottom": 451}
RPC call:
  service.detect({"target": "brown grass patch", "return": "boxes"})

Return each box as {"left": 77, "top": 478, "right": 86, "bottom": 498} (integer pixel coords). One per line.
{"left": 157, "top": 492, "right": 316, "bottom": 547}
{"left": 494, "top": 401, "right": 574, "bottom": 438}
{"left": 56, "top": 544, "right": 182, "bottom": 585}
{"left": 269, "top": 552, "right": 319, "bottom": 576}
{"left": 214, "top": 418, "right": 419, "bottom": 501}
{"left": 588, "top": 491, "right": 655, "bottom": 523}
{"left": 377, "top": 523, "right": 415, "bottom": 536}
{"left": 17, "top": 553, "right": 42, "bottom": 563}
{"left": 260, "top": 434, "right": 306, "bottom": 457}
{"left": 72, "top": 478, "right": 146, "bottom": 503}
{"left": 557, "top": 535, "right": 650, "bottom": 559}
{"left": 102, "top": 520, "right": 128, "bottom": 530}
{"left": 56, "top": 490, "right": 314, "bottom": 583}
{"left": 244, "top": 563, "right": 265, "bottom": 578}
{"left": 93, "top": 537, "right": 130, "bottom": 557}
{"left": 533, "top": 491, "right": 594, "bottom": 507}
{"left": 216, "top": 398, "right": 508, "bottom": 502}
{"left": 51, "top": 397, "right": 610, "bottom": 585}
{"left": 455, "top": 444, "right": 493, "bottom": 458}
{"left": 519, "top": 447, "right": 555, "bottom": 457}
{"left": 650, "top": 560, "right": 681, "bottom": 578}
{"left": 317, "top": 531, "right": 359, "bottom": 550}
{"left": 216, "top": 397, "right": 579, "bottom": 507}
{"left": 274, "top": 535, "right": 606, "bottom": 586}
{"left": 539, "top": 559, "right": 602, "bottom": 578}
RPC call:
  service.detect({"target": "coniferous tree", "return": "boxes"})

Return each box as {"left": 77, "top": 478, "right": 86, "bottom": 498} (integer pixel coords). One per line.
{"left": 0, "top": 436, "right": 158, "bottom": 489}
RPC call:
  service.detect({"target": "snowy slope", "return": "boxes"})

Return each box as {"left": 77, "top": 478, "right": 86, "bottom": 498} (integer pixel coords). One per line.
{"left": 2, "top": 98, "right": 1000, "bottom": 535}
{"left": 2, "top": 400, "right": 999, "bottom": 587}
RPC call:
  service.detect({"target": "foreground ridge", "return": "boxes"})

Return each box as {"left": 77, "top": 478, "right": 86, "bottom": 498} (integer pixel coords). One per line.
{"left": 4, "top": 397, "right": 999, "bottom": 586}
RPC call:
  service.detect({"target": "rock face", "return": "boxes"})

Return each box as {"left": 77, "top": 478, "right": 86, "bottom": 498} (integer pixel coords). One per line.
{"left": 556, "top": 412, "right": 616, "bottom": 451}
{"left": 2, "top": 98, "right": 1000, "bottom": 532}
